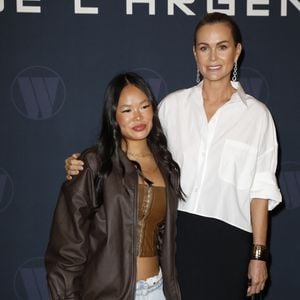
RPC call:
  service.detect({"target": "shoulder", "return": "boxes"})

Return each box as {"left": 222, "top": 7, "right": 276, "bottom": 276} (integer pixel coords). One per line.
{"left": 241, "top": 94, "right": 277, "bottom": 135}
{"left": 245, "top": 94, "right": 273, "bottom": 119}
{"left": 159, "top": 86, "right": 196, "bottom": 109}
{"left": 63, "top": 145, "right": 99, "bottom": 191}
{"left": 78, "top": 145, "right": 99, "bottom": 174}
{"left": 236, "top": 83, "right": 271, "bottom": 117}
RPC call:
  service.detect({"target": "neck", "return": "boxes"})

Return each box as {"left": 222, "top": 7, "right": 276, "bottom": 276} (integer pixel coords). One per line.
{"left": 202, "top": 78, "right": 235, "bottom": 104}
{"left": 121, "top": 139, "right": 151, "bottom": 156}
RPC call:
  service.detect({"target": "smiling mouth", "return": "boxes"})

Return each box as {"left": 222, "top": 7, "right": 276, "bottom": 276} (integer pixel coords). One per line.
{"left": 132, "top": 124, "right": 146, "bottom": 131}
{"left": 208, "top": 65, "right": 221, "bottom": 70}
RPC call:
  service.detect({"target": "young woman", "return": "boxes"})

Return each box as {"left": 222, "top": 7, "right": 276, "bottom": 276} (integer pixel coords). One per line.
{"left": 65, "top": 13, "right": 282, "bottom": 299}
{"left": 45, "top": 72, "right": 183, "bottom": 300}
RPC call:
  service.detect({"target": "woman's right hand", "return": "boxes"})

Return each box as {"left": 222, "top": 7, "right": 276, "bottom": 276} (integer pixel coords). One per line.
{"left": 65, "top": 153, "right": 84, "bottom": 180}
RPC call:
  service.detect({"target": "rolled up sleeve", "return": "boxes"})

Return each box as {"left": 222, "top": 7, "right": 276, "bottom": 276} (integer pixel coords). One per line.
{"left": 250, "top": 112, "right": 282, "bottom": 210}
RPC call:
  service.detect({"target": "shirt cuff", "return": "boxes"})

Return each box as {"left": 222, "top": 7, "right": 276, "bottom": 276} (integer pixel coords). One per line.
{"left": 250, "top": 171, "right": 282, "bottom": 210}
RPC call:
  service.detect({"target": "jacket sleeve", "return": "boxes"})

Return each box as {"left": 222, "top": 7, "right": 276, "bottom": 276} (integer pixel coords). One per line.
{"left": 45, "top": 155, "right": 96, "bottom": 300}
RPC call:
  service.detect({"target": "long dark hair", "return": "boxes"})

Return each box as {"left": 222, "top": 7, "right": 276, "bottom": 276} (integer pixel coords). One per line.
{"left": 95, "top": 72, "right": 183, "bottom": 205}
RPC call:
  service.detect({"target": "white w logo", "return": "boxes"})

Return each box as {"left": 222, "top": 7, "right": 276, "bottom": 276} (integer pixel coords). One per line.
{"left": 17, "top": 77, "right": 59, "bottom": 119}
{"left": 12, "top": 66, "right": 66, "bottom": 120}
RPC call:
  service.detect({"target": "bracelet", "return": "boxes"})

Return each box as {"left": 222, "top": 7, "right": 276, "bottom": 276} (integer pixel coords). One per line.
{"left": 251, "top": 244, "right": 269, "bottom": 261}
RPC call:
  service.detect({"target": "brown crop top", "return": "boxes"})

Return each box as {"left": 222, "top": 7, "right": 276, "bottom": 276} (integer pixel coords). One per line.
{"left": 137, "top": 183, "right": 167, "bottom": 257}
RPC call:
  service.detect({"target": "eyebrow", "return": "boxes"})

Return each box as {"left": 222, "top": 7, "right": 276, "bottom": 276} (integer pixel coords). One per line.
{"left": 118, "top": 99, "right": 150, "bottom": 108}
{"left": 196, "top": 40, "right": 230, "bottom": 46}
{"left": 140, "top": 99, "right": 151, "bottom": 104}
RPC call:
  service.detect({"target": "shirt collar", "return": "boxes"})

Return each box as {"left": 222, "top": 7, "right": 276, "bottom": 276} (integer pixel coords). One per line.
{"left": 196, "top": 81, "right": 248, "bottom": 107}
{"left": 230, "top": 81, "right": 248, "bottom": 107}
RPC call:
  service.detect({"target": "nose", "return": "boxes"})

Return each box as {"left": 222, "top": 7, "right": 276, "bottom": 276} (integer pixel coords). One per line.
{"left": 133, "top": 109, "right": 142, "bottom": 120}
{"left": 210, "top": 48, "right": 216, "bottom": 61}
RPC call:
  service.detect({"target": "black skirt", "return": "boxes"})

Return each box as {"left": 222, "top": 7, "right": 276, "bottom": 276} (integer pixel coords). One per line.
{"left": 176, "top": 211, "right": 252, "bottom": 300}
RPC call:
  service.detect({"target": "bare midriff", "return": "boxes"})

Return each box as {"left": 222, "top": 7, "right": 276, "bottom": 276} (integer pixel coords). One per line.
{"left": 136, "top": 256, "right": 160, "bottom": 280}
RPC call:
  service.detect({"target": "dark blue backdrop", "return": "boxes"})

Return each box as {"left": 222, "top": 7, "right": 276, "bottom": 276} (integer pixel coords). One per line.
{"left": 1, "top": 1, "right": 299, "bottom": 299}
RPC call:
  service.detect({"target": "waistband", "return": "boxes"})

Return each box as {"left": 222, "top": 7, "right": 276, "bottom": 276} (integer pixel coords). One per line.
{"left": 136, "top": 268, "right": 163, "bottom": 291}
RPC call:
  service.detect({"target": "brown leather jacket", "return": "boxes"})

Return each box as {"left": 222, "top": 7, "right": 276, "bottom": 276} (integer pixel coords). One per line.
{"left": 45, "top": 147, "right": 181, "bottom": 300}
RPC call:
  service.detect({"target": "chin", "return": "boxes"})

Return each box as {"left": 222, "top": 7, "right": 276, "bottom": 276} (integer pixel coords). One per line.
{"left": 129, "top": 133, "right": 149, "bottom": 141}
{"left": 205, "top": 74, "right": 230, "bottom": 82}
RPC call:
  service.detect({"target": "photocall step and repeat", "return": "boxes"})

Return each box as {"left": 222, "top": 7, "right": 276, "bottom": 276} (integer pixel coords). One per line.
{"left": 0, "top": 1, "right": 299, "bottom": 299}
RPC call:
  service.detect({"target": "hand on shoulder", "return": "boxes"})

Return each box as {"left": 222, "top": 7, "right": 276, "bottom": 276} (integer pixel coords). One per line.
{"left": 65, "top": 152, "right": 84, "bottom": 180}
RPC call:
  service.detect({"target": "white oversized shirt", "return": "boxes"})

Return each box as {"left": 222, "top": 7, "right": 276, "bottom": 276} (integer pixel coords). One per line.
{"left": 158, "top": 81, "right": 282, "bottom": 232}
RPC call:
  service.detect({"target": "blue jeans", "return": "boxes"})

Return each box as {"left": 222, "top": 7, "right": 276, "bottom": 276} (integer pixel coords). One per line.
{"left": 135, "top": 269, "right": 165, "bottom": 300}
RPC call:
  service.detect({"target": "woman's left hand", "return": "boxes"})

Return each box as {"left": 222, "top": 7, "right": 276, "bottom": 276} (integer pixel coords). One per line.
{"left": 247, "top": 259, "right": 268, "bottom": 296}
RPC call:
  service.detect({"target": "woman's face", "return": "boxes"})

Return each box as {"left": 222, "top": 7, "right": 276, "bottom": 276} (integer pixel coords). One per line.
{"left": 193, "top": 22, "right": 242, "bottom": 83}
{"left": 116, "top": 84, "right": 154, "bottom": 143}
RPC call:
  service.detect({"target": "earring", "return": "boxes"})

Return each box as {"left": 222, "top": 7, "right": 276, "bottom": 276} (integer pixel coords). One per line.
{"left": 231, "top": 62, "right": 238, "bottom": 82}
{"left": 196, "top": 68, "right": 200, "bottom": 84}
